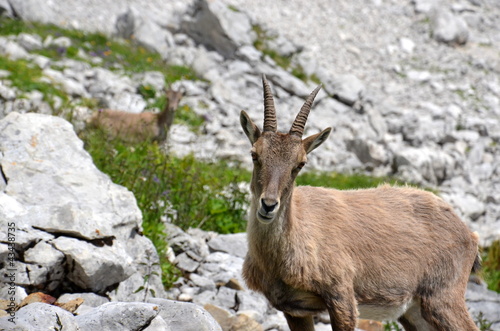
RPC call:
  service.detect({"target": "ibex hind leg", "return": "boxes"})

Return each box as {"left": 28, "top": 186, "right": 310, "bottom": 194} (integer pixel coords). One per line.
{"left": 420, "top": 294, "right": 478, "bottom": 331}
{"left": 398, "top": 299, "right": 436, "bottom": 331}
{"left": 284, "top": 314, "right": 315, "bottom": 331}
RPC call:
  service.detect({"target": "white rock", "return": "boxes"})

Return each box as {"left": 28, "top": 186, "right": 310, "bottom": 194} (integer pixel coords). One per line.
{"left": 399, "top": 37, "right": 415, "bottom": 53}
{"left": 432, "top": 8, "right": 469, "bottom": 45}
{"left": 17, "top": 33, "right": 43, "bottom": 51}
{"left": 0, "top": 302, "right": 79, "bottom": 330}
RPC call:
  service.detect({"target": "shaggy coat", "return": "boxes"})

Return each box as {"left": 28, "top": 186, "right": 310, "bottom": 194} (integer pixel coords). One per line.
{"left": 241, "top": 76, "right": 480, "bottom": 331}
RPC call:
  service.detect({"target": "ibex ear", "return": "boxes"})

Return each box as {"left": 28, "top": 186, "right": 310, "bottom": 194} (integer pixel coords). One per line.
{"left": 240, "top": 110, "right": 261, "bottom": 145}
{"left": 303, "top": 127, "right": 331, "bottom": 154}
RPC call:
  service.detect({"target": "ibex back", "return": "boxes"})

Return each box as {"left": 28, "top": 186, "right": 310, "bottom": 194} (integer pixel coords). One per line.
{"left": 240, "top": 76, "right": 480, "bottom": 331}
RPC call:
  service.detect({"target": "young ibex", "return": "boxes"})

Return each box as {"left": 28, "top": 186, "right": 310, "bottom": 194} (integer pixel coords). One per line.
{"left": 240, "top": 76, "right": 480, "bottom": 331}
{"left": 88, "top": 88, "right": 183, "bottom": 143}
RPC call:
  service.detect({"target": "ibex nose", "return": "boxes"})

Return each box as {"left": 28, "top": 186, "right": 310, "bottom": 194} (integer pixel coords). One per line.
{"left": 261, "top": 198, "right": 278, "bottom": 213}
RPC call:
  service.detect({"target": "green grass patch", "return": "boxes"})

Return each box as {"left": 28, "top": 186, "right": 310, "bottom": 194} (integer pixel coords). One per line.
{"left": 482, "top": 240, "right": 500, "bottom": 293}
{"left": 0, "top": 56, "right": 69, "bottom": 108}
{"left": 81, "top": 128, "right": 251, "bottom": 287}
{"left": 0, "top": 17, "right": 198, "bottom": 83}
{"left": 297, "top": 171, "right": 398, "bottom": 190}
{"left": 253, "top": 24, "right": 291, "bottom": 69}
{"left": 174, "top": 104, "right": 206, "bottom": 133}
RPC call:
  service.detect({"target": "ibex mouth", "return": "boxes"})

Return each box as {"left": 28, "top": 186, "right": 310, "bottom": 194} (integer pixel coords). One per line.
{"left": 257, "top": 211, "right": 275, "bottom": 224}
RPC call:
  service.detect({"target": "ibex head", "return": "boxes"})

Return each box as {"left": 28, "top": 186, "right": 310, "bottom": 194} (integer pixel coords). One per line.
{"left": 240, "top": 76, "right": 331, "bottom": 224}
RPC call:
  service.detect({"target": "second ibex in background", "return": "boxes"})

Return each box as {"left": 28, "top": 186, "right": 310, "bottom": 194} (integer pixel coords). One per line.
{"left": 88, "top": 88, "right": 183, "bottom": 143}
{"left": 240, "top": 76, "right": 480, "bottom": 331}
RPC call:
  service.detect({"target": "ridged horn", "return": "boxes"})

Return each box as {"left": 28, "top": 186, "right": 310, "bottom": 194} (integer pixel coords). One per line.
{"left": 262, "top": 75, "right": 277, "bottom": 132}
{"left": 289, "top": 85, "right": 322, "bottom": 137}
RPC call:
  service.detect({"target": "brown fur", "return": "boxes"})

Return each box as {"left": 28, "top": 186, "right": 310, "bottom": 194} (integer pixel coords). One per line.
{"left": 88, "top": 89, "right": 183, "bottom": 143}
{"left": 240, "top": 79, "right": 480, "bottom": 331}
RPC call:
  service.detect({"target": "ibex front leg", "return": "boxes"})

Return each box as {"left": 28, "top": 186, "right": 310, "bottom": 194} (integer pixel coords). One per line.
{"left": 284, "top": 314, "right": 315, "bottom": 331}
{"left": 323, "top": 287, "right": 357, "bottom": 331}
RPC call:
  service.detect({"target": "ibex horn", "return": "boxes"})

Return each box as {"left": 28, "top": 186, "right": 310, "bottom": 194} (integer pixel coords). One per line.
{"left": 289, "top": 85, "right": 322, "bottom": 137}
{"left": 262, "top": 75, "right": 277, "bottom": 133}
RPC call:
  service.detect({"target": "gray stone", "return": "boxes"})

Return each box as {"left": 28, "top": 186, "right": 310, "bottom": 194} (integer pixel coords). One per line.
{"left": 0, "top": 285, "right": 27, "bottom": 304}
{"left": 393, "top": 146, "right": 455, "bottom": 185}
{"left": 236, "top": 45, "right": 263, "bottom": 64}
{"left": 43, "top": 67, "right": 89, "bottom": 97}
{"left": 132, "top": 71, "right": 166, "bottom": 92}
{"left": 176, "top": 252, "right": 200, "bottom": 273}
{"left": 207, "top": 232, "right": 248, "bottom": 258}
{"left": 346, "top": 139, "right": 388, "bottom": 167}
{"left": 0, "top": 81, "right": 17, "bottom": 101}
{"left": 51, "top": 36, "right": 72, "bottom": 48}
{"left": 58, "top": 292, "right": 110, "bottom": 307}
{"left": 102, "top": 90, "right": 147, "bottom": 113}
{"left": 407, "top": 70, "right": 431, "bottom": 82}
{"left": 116, "top": 8, "right": 174, "bottom": 55}
{"left": 144, "top": 315, "right": 172, "bottom": 331}
{"left": 8, "top": 0, "right": 56, "bottom": 24}
{"left": 52, "top": 236, "right": 134, "bottom": 293}
{"left": 0, "top": 37, "right": 30, "bottom": 60}
{"left": 321, "top": 73, "right": 365, "bottom": 107}
{"left": 412, "top": 0, "right": 437, "bottom": 13}
{"left": 0, "top": 112, "right": 142, "bottom": 242}
{"left": 76, "top": 302, "right": 159, "bottom": 331}
{"left": 0, "top": 302, "right": 79, "bottom": 331}
{"left": 466, "top": 283, "right": 500, "bottom": 329}
{"left": 182, "top": 0, "right": 253, "bottom": 58}
{"left": 432, "top": 8, "right": 469, "bottom": 45}
{"left": 190, "top": 274, "right": 217, "bottom": 292}
{"left": 255, "top": 63, "right": 312, "bottom": 98}
{"left": 265, "top": 33, "right": 302, "bottom": 57}
{"left": 399, "top": 37, "right": 415, "bottom": 53}
{"left": 16, "top": 33, "right": 43, "bottom": 51}
{"left": 20, "top": 241, "right": 65, "bottom": 291}
{"left": 0, "top": 0, "right": 14, "bottom": 17}
{"left": 236, "top": 290, "right": 269, "bottom": 322}
{"left": 148, "top": 298, "right": 223, "bottom": 331}
{"left": 440, "top": 191, "right": 486, "bottom": 221}
{"left": 24, "top": 241, "right": 64, "bottom": 266}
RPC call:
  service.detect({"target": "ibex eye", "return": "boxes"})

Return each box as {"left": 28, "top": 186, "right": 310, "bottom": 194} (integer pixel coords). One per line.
{"left": 251, "top": 152, "right": 258, "bottom": 162}
{"left": 297, "top": 162, "right": 306, "bottom": 170}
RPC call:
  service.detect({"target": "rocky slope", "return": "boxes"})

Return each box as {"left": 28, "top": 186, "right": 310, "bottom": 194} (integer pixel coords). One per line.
{"left": 2, "top": 0, "right": 498, "bottom": 245}
{"left": 0, "top": 0, "right": 499, "bottom": 330}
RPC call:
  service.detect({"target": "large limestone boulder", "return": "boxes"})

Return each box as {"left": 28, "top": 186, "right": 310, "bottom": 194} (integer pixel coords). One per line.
{"left": 0, "top": 112, "right": 164, "bottom": 297}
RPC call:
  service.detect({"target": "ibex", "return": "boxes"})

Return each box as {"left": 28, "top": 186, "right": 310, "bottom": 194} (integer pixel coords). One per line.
{"left": 240, "top": 76, "right": 480, "bottom": 331}
{"left": 88, "top": 88, "right": 183, "bottom": 143}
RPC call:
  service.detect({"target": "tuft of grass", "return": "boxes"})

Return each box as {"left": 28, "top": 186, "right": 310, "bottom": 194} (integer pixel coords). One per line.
{"left": 297, "top": 171, "right": 398, "bottom": 190}
{"left": 482, "top": 240, "right": 500, "bottom": 293}
{"left": 384, "top": 321, "right": 403, "bottom": 331}
{"left": 475, "top": 311, "right": 494, "bottom": 331}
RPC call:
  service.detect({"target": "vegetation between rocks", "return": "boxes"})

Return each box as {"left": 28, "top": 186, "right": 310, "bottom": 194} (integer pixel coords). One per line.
{"left": 0, "top": 17, "right": 197, "bottom": 80}
{"left": 482, "top": 240, "right": 500, "bottom": 293}
{"left": 252, "top": 24, "right": 320, "bottom": 84}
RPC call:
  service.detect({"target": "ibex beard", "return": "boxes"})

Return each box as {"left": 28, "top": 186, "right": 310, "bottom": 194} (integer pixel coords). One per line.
{"left": 240, "top": 75, "right": 480, "bottom": 331}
